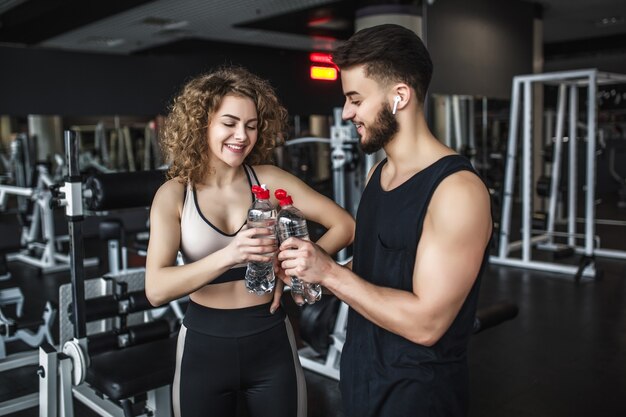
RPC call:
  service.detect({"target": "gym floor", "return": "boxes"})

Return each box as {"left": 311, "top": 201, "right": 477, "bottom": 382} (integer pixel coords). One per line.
{"left": 1, "top": 208, "right": 625, "bottom": 417}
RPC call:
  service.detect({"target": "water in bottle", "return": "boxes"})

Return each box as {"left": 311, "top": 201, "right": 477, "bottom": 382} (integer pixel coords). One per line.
{"left": 275, "top": 189, "right": 322, "bottom": 305}
{"left": 245, "top": 184, "right": 277, "bottom": 295}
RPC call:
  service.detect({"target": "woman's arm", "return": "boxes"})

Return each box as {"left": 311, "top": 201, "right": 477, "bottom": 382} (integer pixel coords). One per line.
{"left": 144, "top": 179, "right": 276, "bottom": 306}
{"left": 255, "top": 165, "right": 355, "bottom": 255}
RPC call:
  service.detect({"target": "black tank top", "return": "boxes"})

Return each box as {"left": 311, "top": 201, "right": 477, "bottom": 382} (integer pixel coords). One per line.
{"left": 339, "top": 154, "right": 490, "bottom": 417}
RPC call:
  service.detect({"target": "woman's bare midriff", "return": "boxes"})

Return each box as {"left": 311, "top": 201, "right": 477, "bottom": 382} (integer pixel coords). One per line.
{"left": 189, "top": 280, "right": 274, "bottom": 309}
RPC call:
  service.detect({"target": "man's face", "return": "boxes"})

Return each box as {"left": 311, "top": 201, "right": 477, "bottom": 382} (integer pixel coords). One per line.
{"left": 340, "top": 66, "right": 398, "bottom": 154}
{"left": 361, "top": 101, "right": 398, "bottom": 154}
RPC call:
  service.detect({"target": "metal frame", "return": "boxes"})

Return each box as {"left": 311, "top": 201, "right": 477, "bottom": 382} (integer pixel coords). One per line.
{"left": 2, "top": 165, "right": 98, "bottom": 273}
{"left": 491, "top": 69, "right": 626, "bottom": 279}
{"left": 0, "top": 290, "right": 54, "bottom": 415}
{"left": 437, "top": 94, "right": 477, "bottom": 165}
{"left": 0, "top": 351, "right": 40, "bottom": 415}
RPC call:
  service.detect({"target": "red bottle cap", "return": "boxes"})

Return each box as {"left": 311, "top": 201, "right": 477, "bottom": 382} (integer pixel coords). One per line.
{"left": 251, "top": 185, "right": 270, "bottom": 199}
{"left": 275, "top": 189, "right": 293, "bottom": 206}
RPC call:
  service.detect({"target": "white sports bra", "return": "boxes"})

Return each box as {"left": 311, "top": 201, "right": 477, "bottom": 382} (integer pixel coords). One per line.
{"left": 179, "top": 165, "right": 260, "bottom": 284}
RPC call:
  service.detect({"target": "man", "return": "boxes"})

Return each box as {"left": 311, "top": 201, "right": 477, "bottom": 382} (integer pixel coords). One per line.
{"left": 278, "top": 24, "right": 492, "bottom": 417}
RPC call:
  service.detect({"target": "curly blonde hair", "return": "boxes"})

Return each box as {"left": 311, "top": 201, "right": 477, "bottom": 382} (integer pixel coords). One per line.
{"left": 161, "top": 66, "right": 288, "bottom": 184}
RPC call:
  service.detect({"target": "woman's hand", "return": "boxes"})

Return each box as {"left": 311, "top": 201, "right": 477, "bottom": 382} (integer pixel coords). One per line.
{"left": 273, "top": 253, "right": 304, "bottom": 306}
{"left": 270, "top": 279, "right": 284, "bottom": 314}
{"left": 222, "top": 225, "right": 277, "bottom": 266}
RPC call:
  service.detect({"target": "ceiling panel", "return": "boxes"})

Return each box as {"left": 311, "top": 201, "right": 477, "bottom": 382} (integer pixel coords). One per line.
{"left": 537, "top": 0, "right": 626, "bottom": 42}
{"left": 0, "top": 0, "right": 625, "bottom": 56}
{"left": 37, "top": 0, "right": 347, "bottom": 54}
{"left": 0, "top": 0, "right": 156, "bottom": 45}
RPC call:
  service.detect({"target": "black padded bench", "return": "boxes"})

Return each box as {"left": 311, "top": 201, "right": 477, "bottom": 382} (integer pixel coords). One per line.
{"left": 86, "top": 334, "right": 177, "bottom": 401}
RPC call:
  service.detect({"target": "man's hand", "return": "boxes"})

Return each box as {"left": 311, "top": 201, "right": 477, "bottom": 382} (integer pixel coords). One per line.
{"left": 276, "top": 237, "right": 335, "bottom": 286}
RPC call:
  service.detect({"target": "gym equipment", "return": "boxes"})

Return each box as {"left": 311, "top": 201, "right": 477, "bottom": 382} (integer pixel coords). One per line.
{"left": 472, "top": 302, "right": 519, "bottom": 334}
{"left": 99, "top": 219, "right": 127, "bottom": 275}
{"left": 10, "top": 134, "right": 34, "bottom": 213}
{"left": 492, "top": 69, "right": 626, "bottom": 281}
{"left": 432, "top": 94, "right": 477, "bottom": 166}
{"left": 0, "top": 152, "right": 10, "bottom": 184}
{"left": 98, "top": 219, "right": 186, "bottom": 322}
{"left": 297, "top": 295, "right": 346, "bottom": 380}
{"left": 0, "top": 287, "right": 56, "bottom": 416}
{"left": 0, "top": 220, "right": 13, "bottom": 280}
{"left": 40, "top": 132, "right": 177, "bottom": 417}
{"left": 1, "top": 135, "right": 98, "bottom": 273}
{"left": 84, "top": 169, "right": 167, "bottom": 212}
{"left": 0, "top": 254, "right": 10, "bottom": 281}
{"left": 608, "top": 142, "right": 626, "bottom": 208}
{"left": 299, "top": 296, "right": 341, "bottom": 356}
{"left": 0, "top": 297, "right": 55, "bottom": 360}
{"left": 72, "top": 118, "right": 161, "bottom": 173}
{"left": 142, "top": 121, "right": 163, "bottom": 171}
{"left": 43, "top": 271, "right": 177, "bottom": 417}
{"left": 1, "top": 163, "right": 98, "bottom": 273}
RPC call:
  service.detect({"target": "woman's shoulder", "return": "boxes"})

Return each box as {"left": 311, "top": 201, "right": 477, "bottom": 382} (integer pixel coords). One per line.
{"left": 153, "top": 177, "right": 187, "bottom": 206}
{"left": 159, "top": 177, "right": 186, "bottom": 192}
{"left": 251, "top": 164, "right": 290, "bottom": 178}
{"left": 251, "top": 164, "right": 309, "bottom": 194}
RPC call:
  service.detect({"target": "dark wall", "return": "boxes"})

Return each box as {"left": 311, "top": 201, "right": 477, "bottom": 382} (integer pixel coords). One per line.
{"left": 545, "top": 52, "right": 626, "bottom": 75}
{"left": 0, "top": 0, "right": 537, "bottom": 117}
{"left": 427, "top": 0, "right": 534, "bottom": 99}
{"left": 0, "top": 43, "right": 344, "bottom": 117}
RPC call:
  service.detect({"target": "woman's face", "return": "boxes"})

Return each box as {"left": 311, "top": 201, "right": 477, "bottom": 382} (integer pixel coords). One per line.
{"left": 206, "top": 94, "right": 258, "bottom": 167}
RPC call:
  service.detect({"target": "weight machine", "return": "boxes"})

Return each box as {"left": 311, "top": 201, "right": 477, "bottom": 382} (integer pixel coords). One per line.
{"left": 39, "top": 132, "right": 176, "bottom": 417}
{"left": 491, "top": 69, "right": 626, "bottom": 281}
{"left": 0, "top": 134, "right": 98, "bottom": 273}
{"left": 0, "top": 164, "right": 98, "bottom": 273}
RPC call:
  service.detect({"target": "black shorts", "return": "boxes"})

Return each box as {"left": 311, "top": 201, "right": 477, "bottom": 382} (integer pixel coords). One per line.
{"left": 173, "top": 300, "right": 307, "bottom": 417}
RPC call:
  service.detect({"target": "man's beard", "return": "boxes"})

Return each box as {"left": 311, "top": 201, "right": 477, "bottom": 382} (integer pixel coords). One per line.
{"left": 360, "top": 101, "right": 399, "bottom": 154}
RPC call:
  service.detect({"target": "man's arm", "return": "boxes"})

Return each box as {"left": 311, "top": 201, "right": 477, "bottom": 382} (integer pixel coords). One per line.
{"left": 278, "top": 171, "right": 492, "bottom": 346}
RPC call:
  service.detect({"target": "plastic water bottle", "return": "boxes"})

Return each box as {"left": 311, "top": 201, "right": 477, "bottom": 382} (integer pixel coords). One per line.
{"left": 244, "top": 184, "right": 277, "bottom": 295}
{"left": 275, "top": 189, "right": 322, "bottom": 305}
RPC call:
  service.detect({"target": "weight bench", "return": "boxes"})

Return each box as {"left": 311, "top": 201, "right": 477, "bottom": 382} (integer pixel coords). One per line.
{"left": 74, "top": 334, "right": 177, "bottom": 417}
{"left": 41, "top": 270, "right": 178, "bottom": 417}
{"left": 87, "top": 335, "right": 176, "bottom": 403}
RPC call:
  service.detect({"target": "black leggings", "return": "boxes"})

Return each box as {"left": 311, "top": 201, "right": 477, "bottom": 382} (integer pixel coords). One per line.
{"left": 173, "top": 301, "right": 307, "bottom": 417}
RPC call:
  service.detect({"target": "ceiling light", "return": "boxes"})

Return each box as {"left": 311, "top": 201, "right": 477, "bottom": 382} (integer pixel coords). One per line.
{"left": 78, "top": 36, "right": 125, "bottom": 48}
{"left": 308, "top": 16, "right": 350, "bottom": 31}
{"left": 310, "top": 66, "right": 337, "bottom": 81}
{"left": 310, "top": 52, "right": 333, "bottom": 64}
{"left": 595, "top": 16, "right": 624, "bottom": 27}
{"left": 141, "top": 17, "right": 189, "bottom": 30}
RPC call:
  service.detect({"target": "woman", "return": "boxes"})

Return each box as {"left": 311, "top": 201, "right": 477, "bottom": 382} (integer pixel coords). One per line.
{"left": 145, "top": 66, "right": 355, "bottom": 417}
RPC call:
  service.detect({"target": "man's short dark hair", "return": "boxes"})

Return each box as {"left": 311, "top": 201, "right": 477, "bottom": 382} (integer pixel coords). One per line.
{"left": 332, "top": 24, "right": 433, "bottom": 104}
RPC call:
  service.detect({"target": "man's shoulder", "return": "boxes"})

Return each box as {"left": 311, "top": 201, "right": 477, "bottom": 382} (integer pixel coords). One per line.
{"left": 435, "top": 170, "right": 488, "bottom": 204}
{"left": 429, "top": 170, "right": 491, "bottom": 233}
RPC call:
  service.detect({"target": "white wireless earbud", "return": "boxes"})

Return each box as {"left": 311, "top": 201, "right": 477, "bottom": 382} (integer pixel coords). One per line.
{"left": 392, "top": 95, "right": 401, "bottom": 115}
